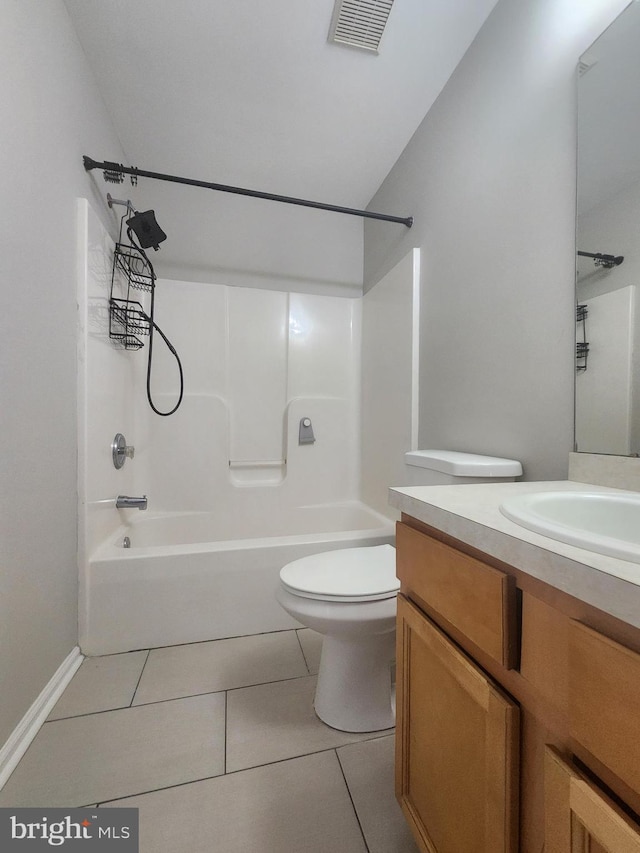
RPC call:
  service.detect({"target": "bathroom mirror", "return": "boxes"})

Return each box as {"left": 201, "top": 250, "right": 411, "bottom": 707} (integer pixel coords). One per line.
{"left": 575, "top": 0, "right": 640, "bottom": 456}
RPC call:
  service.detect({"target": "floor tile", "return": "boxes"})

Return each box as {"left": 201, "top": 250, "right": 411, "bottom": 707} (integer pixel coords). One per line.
{"left": 0, "top": 693, "right": 225, "bottom": 807}
{"left": 226, "top": 675, "right": 389, "bottom": 772}
{"left": 48, "top": 652, "right": 148, "bottom": 720}
{"left": 297, "top": 628, "right": 323, "bottom": 674}
{"left": 133, "top": 631, "right": 308, "bottom": 705}
{"left": 102, "top": 751, "right": 368, "bottom": 853}
{"left": 337, "top": 735, "right": 419, "bottom": 853}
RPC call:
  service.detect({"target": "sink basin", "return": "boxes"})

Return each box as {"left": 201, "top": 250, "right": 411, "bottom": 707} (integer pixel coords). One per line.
{"left": 499, "top": 490, "right": 640, "bottom": 564}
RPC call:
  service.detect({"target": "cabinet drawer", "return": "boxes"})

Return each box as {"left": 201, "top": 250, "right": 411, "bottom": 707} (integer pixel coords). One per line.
{"left": 396, "top": 523, "right": 517, "bottom": 668}
{"left": 569, "top": 621, "right": 640, "bottom": 794}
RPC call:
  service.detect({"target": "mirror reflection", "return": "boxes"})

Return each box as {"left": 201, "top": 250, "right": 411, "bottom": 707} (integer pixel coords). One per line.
{"left": 576, "top": 1, "right": 640, "bottom": 456}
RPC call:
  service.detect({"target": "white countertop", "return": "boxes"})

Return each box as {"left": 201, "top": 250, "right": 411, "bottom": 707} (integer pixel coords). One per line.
{"left": 389, "top": 480, "right": 640, "bottom": 629}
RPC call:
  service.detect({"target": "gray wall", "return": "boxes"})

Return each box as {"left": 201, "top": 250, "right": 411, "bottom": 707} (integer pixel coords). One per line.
{"left": 364, "top": 0, "right": 629, "bottom": 481}
{"left": 0, "top": 0, "right": 126, "bottom": 747}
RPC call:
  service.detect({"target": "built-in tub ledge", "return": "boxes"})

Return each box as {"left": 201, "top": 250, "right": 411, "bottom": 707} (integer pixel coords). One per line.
{"left": 228, "top": 459, "right": 286, "bottom": 485}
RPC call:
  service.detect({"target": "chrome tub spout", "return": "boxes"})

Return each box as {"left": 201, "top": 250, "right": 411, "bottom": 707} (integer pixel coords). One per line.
{"left": 116, "top": 495, "right": 148, "bottom": 511}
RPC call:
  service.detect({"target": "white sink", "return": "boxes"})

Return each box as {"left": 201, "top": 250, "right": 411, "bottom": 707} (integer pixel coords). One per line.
{"left": 499, "top": 490, "right": 640, "bottom": 564}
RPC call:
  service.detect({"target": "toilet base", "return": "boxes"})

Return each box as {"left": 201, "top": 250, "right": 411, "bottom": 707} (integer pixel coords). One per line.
{"left": 314, "top": 632, "right": 396, "bottom": 732}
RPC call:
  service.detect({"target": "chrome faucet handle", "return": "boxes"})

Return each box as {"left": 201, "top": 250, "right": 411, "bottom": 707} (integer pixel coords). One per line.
{"left": 112, "top": 433, "right": 135, "bottom": 469}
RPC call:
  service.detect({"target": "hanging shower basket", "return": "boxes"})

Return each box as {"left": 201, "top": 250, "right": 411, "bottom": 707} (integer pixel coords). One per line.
{"left": 113, "top": 242, "right": 155, "bottom": 292}
{"left": 109, "top": 234, "right": 155, "bottom": 350}
{"left": 109, "top": 297, "right": 150, "bottom": 350}
{"left": 576, "top": 303, "right": 589, "bottom": 372}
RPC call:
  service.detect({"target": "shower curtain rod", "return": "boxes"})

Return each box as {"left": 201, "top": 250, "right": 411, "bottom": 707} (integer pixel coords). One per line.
{"left": 83, "top": 156, "right": 413, "bottom": 228}
{"left": 577, "top": 250, "right": 624, "bottom": 266}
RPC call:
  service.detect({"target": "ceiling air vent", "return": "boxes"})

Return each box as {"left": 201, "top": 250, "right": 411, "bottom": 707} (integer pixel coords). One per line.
{"left": 328, "top": 0, "right": 395, "bottom": 54}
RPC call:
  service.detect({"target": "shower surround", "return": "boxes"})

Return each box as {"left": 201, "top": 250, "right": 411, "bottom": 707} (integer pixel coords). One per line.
{"left": 77, "top": 200, "right": 395, "bottom": 654}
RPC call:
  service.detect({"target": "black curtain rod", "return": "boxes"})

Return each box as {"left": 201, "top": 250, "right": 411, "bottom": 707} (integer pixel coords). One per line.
{"left": 83, "top": 156, "right": 413, "bottom": 228}
{"left": 577, "top": 250, "right": 624, "bottom": 266}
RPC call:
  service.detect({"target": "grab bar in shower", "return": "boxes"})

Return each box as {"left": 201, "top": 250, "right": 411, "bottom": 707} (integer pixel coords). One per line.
{"left": 228, "top": 460, "right": 285, "bottom": 469}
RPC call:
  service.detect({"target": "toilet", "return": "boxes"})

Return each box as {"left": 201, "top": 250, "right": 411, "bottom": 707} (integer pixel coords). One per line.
{"left": 276, "top": 450, "right": 523, "bottom": 733}
{"left": 277, "top": 544, "right": 399, "bottom": 732}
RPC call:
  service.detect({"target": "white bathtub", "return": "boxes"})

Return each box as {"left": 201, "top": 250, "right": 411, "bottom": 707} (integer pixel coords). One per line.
{"left": 81, "top": 501, "right": 395, "bottom": 655}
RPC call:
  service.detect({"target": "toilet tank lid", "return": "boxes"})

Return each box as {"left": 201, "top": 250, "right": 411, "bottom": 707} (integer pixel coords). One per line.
{"left": 405, "top": 450, "right": 523, "bottom": 477}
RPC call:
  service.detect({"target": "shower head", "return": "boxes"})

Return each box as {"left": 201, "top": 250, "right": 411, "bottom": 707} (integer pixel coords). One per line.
{"left": 126, "top": 209, "right": 167, "bottom": 251}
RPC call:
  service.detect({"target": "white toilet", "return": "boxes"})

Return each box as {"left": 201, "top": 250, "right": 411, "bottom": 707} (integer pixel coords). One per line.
{"left": 276, "top": 450, "right": 523, "bottom": 733}
{"left": 277, "top": 544, "right": 399, "bottom": 732}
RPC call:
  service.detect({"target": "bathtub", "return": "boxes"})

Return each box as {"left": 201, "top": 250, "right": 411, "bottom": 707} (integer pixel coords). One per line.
{"left": 81, "top": 501, "right": 395, "bottom": 655}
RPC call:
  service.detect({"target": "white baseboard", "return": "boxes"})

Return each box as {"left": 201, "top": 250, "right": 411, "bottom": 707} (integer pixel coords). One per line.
{"left": 0, "top": 646, "right": 84, "bottom": 790}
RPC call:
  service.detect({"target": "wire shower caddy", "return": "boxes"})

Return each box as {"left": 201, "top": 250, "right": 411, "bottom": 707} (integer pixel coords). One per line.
{"left": 109, "top": 228, "right": 155, "bottom": 350}
{"left": 576, "top": 303, "right": 589, "bottom": 372}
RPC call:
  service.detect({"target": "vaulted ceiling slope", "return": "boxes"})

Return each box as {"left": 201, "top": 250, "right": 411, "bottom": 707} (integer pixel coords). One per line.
{"left": 64, "top": 0, "right": 498, "bottom": 208}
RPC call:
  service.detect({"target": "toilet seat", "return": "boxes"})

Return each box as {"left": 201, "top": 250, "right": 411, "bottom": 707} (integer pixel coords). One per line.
{"left": 280, "top": 544, "right": 398, "bottom": 602}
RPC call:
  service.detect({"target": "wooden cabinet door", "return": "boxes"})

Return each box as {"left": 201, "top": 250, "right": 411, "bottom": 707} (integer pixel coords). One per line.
{"left": 395, "top": 594, "right": 519, "bottom": 853}
{"left": 544, "top": 746, "right": 640, "bottom": 853}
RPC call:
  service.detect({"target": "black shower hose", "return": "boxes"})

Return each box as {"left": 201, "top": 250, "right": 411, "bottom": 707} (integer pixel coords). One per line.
{"left": 128, "top": 228, "right": 184, "bottom": 417}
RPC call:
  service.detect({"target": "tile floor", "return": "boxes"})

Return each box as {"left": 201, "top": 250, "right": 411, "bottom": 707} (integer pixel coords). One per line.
{"left": 0, "top": 628, "right": 418, "bottom": 853}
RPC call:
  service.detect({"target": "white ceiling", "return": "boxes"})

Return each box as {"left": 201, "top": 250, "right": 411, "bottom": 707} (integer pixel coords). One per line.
{"left": 64, "top": 0, "right": 499, "bottom": 276}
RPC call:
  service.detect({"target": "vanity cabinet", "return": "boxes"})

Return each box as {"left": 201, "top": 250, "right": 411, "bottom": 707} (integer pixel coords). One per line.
{"left": 395, "top": 518, "right": 640, "bottom": 853}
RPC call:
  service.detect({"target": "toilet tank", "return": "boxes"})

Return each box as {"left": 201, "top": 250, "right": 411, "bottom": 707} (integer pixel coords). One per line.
{"left": 404, "top": 450, "right": 523, "bottom": 486}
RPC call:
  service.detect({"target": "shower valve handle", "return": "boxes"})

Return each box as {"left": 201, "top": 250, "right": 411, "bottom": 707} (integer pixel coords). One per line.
{"left": 112, "top": 433, "right": 135, "bottom": 469}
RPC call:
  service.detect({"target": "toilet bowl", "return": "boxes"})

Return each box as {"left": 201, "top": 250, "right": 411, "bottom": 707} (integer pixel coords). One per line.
{"left": 276, "top": 451, "right": 523, "bottom": 734}
{"left": 276, "top": 544, "right": 398, "bottom": 733}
